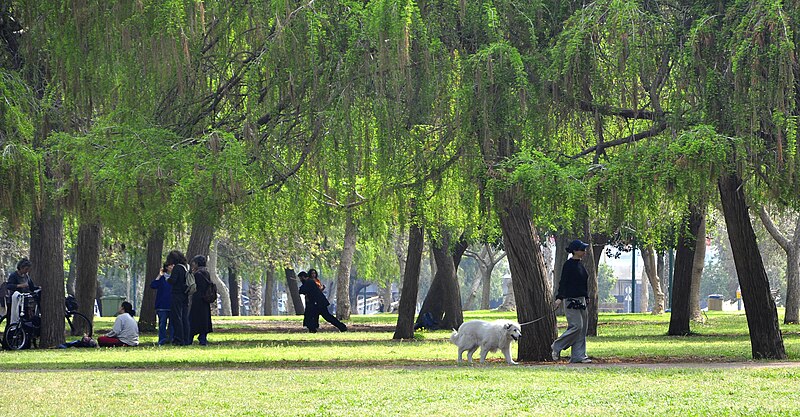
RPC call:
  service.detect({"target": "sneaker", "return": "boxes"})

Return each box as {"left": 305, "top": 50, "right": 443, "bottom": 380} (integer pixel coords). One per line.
{"left": 551, "top": 349, "right": 560, "bottom": 361}
{"left": 571, "top": 358, "right": 592, "bottom": 364}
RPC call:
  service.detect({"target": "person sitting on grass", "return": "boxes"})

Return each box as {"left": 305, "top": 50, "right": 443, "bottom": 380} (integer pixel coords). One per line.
{"left": 98, "top": 301, "right": 139, "bottom": 347}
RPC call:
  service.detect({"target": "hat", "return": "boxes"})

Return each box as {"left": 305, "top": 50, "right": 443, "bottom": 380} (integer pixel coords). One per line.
{"left": 566, "top": 239, "right": 589, "bottom": 254}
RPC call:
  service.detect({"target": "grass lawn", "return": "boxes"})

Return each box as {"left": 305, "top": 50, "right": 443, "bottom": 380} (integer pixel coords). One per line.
{"left": 2, "top": 310, "right": 799, "bottom": 416}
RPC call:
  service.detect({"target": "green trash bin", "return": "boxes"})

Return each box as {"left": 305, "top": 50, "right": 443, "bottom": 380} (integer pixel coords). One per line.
{"left": 100, "top": 295, "right": 126, "bottom": 317}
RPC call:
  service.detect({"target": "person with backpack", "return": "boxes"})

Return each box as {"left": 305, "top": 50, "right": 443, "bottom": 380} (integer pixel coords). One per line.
{"left": 149, "top": 262, "right": 174, "bottom": 345}
{"left": 189, "top": 255, "right": 214, "bottom": 346}
{"left": 298, "top": 270, "right": 347, "bottom": 332}
{"left": 166, "top": 250, "right": 192, "bottom": 346}
{"left": 98, "top": 301, "right": 139, "bottom": 347}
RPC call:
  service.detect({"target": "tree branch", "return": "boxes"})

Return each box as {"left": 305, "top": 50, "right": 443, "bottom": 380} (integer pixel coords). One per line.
{"left": 758, "top": 205, "right": 791, "bottom": 252}
{"left": 570, "top": 119, "right": 668, "bottom": 159}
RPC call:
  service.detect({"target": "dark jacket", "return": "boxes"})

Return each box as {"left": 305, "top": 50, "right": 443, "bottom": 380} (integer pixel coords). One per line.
{"left": 150, "top": 274, "right": 173, "bottom": 310}
{"left": 556, "top": 258, "right": 589, "bottom": 300}
{"left": 167, "top": 264, "right": 189, "bottom": 296}
{"left": 7, "top": 271, "right": 35, "bottom": 294}
{"left": 299, "top": 279, "right": 330, "bottom": 308}
{"left": 189, "top": 267, "right": 213, "bottom": 335}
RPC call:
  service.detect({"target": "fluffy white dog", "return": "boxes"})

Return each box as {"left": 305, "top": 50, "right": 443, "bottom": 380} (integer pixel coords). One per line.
{"left": 450, "top": 320, "right": 521, "bottom": 365}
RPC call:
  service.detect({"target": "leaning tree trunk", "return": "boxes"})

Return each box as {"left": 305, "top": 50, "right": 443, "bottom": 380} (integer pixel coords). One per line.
{"left": 138, "top": 229, "right": 163, "bottom": 331}
{"left": 74, "top": 221, "right": 101, "bottom": 335}
{"left": 668, "top": 202, "right": 704, "bottom": 336}
{"left": 718, "top": 174, "right": 786, "bottom": 359}
{"left": 335, "top": 210, "right": 357, "bottom": 320}
{"left": 393, "top": 221, "right": 424, "bottom": 339}
{"left": 208, "top": 243, "right": 230, "bottom": 315}
{"left": 497, "top": 187, "right": 557, "bottom": 361}
{"left": 263, "top": 264, "right": 275, "bottom": 315}
{"left": 285, "top": 268, "right": 303, "bottom": 315}
{"left": 690, "top": 215, "right": 707, "bottom": 321}
{"left": 642, "top": 246, "right": 665, "bottom": 315}
{"left": 228, "top": 264, "right": 240, "bottom": 316}
{"left": 30, "top": 200, "right": 66, "bottom": 348}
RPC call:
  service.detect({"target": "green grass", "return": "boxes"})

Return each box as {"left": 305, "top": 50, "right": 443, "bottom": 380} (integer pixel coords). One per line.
{"left": 1, "top": 311, "right": 799, "bottom": 416}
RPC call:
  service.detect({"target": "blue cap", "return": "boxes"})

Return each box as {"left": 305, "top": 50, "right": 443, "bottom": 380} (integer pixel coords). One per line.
{"left": 566, "top": 239, "right": 589, "bottom": 253}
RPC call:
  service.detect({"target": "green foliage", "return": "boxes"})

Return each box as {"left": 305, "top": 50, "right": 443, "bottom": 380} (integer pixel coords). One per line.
{"left": 597, "top": 263, "right": 618, "bottom": 303}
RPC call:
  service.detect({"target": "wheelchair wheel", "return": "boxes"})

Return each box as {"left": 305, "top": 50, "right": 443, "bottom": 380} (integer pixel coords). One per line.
{"left": 4, "top": 324, "right": 27, "bottom": 350}
{"left": 65, "top": 311, "right": 93, "bottom": 339}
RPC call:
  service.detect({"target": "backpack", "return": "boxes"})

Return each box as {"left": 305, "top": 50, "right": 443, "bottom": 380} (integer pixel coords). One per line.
{"left": 202, "top": 277, "right": 218, "bottom": 304}
{"left": 181, "top": 264, "right": 197, "bottom": 296}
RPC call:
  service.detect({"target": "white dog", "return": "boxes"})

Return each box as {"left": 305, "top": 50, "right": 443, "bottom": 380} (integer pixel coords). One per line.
{"left": 450, "top": 320, "right": 521, "bottom": 365}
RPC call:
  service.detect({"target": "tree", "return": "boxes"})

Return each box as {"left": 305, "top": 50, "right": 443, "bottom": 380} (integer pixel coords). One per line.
{"left": 758, "top": 207, "right": 800, "bottom": 324}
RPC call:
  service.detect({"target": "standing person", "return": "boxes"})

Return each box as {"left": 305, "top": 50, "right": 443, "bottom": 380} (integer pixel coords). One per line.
{"left": 98, "top": 301, "right": 139, "bottom": 347}
{"left": 300, "top": 269, "right": 347, "bottom": 332}
{"left": 149, "top": 262, "right": 174, "bottom": 345}
{"left": 189, "top": 255, "right": 213, "bottom": 345}
{"left": 166, "top": 250, "right": 191, "bottom": 346}
{"left": 298, "top": 271, "right": 320, "bottom": 332}
{"left": 551, "top": 239, "right": 591, "bottom": 363}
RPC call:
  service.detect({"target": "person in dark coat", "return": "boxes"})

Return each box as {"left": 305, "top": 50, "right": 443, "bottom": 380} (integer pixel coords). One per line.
{"left": 298, "top": 271, "right": 320, "bottom": 332}
{"left": 189, "top": 255, "right": 213, "bottom": 345}
{"left": 166, "top": 250, "right": 191, "bottom": 346}
{"left": 551, "top": 239, "right": 591, "bottom": 363}
{"left": 298, "top": 270, "right": 347, "bottom": 332}
{"left": 149, "top": 262, "right": 174, "bottom": 345}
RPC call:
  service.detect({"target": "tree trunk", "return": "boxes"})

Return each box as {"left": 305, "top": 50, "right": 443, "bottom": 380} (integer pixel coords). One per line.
{"left": 285, "top": 268, "right": 303, "bottom": 315}
{"left": 657, "top": 250, "right": 668, "bottom": 308}
{"left": 668, "top": 202, "right": 704, "bottom": 336}
{"left": 335, "top": 210, "right": 357, "bottom": 320}
{"left": 718, "top": 174, "right": 786, "bottom": 359}
{"left": 138, "top": 229, "right": 163, "bottom": 331}
{"left": 553, "top": 234, "right": 571, "bottom": 294}
{"left": 228, "top": 264, "right": 240, "bottom": 316}
{"left": 249, "top": 273, "right": 263, "bottom": 316}
{"left": 581, "top": 219, "right": 600, "bottom": 336}
{"left": 74, "top": 221, "right": 101, "bottom": 335}
{"left": 30, "top": 201, "right": 66, "bottom": 348}
{"left": 393, "top": 221, "right": 424, "bottom": 339}
{"left": 758, "top": 207, "right": 800, "bottom": 324}
{"left": 208, "top": 243, "right": 230, "bottom": 315}
{"left": 689, "top": 215, "right": 706, "bottom": 321}
{"left": 186, "top": 222, "right": 215, "bottom": 260}
{"left": 264, "top": 264, "right": 275, "bottom": 315}
{"left": 497, "top": 187, "right": 557, "bottom": 361}
{"left": 642, "top": 246, "right": 665, "bottom": 314}
{"left": 434, "top": 233, "right": 464, "bottom": 330}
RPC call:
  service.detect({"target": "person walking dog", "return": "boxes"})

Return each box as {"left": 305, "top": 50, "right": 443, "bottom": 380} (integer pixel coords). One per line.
{"left": 551, "top": 239, "right": 592, "bottom": 363}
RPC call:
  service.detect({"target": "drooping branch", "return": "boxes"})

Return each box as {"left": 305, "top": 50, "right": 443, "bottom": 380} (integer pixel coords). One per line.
{"left": 571, "top": 120, "right": 668, "bottom": 159}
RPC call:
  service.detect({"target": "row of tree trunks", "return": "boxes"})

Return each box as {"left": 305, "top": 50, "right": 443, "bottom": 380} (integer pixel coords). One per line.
{"left": 668, "top": 202, "right": 705, "bottom": 336}
{"left": 718, "top": 173, "right": 786, "bottom": 359}
{"left": 496, "top": 187, "right": 556, "bottom": 361}
{"left": 138, "top": 229, "right": 163, "bottom": 331}
{"left": 74, "top": 221, "right": 101, "bottom": 335}
{"left": 335, "top": 210, "right": 357, "bottom": 320}
{"left": 393, "top": 220, "right": 424, "bottom": 339}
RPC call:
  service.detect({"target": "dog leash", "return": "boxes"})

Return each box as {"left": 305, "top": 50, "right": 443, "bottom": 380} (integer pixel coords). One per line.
{"left": 518, "top": 306, "right": 560, "bottom": 326}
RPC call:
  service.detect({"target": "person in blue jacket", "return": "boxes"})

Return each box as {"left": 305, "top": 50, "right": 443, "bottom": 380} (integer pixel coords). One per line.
{"left": 150, "top": 262, "right": 174, "bottom": 345}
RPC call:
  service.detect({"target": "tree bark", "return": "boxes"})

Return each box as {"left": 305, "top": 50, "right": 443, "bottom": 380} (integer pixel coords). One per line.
{"left": 186, "top": 222, "right": 215, "bottom": 260}
{"left": 264, "top": 264, "right": 275, "bottom": 315}
{"left": 228, "top": 264, "right": 240, "bottom": 316}
{"left": 718, "top": 174, "right": 786, "bottom": 359}
{"left": 285, "top": 268, "right": 303, "bottom": 315}
{"left": 642, "top": 246, "right": 665, "bottom": 314}
{"left": 138, "top": 229, "right": 163, "bottom": 331}
{"left": 335, "top": 210, "right": 357, "bottom": 320}
{"left": 690, "top": 215, "right": 707, "bottom": 321}
{"left": 668, "top": 202, "right": 704, "bottom": 336}
{"left": 30, "top": 201, "right": 66, "bottom": 348}
{"left": 553, "top": 234, "right": 571, "bottom": 294}
{"left": 434, "top": 232, "right": 464, "bottom": 330}
{"left": 758, "top": 206, "right": 800, "bottom": 324}
{"left": 74, "top": 221, "right": 101, "bottom": 335}
{"left": 581, "top": 219, "right": 600, "bottom": 336}
{"left": 496, "top": 187, "right": 557, "bottom": 361}
{"left": 249, "top": 273, "right": 263, "bottom": 316}
{"left": 393, "top": 221, "right": 424, "bottom": 339}
{"left": 208, "top": 243, "right": 230, "bottom": 315}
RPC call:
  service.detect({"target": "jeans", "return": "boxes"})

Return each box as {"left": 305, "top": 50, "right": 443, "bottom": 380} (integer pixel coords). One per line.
{"left": 156, "top": 309, "right": 174, "bottom": 345}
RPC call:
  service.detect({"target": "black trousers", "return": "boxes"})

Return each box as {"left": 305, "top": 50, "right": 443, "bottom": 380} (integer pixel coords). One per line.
{"left": 315, "top": 305, "right": 347, "bottom": 331}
